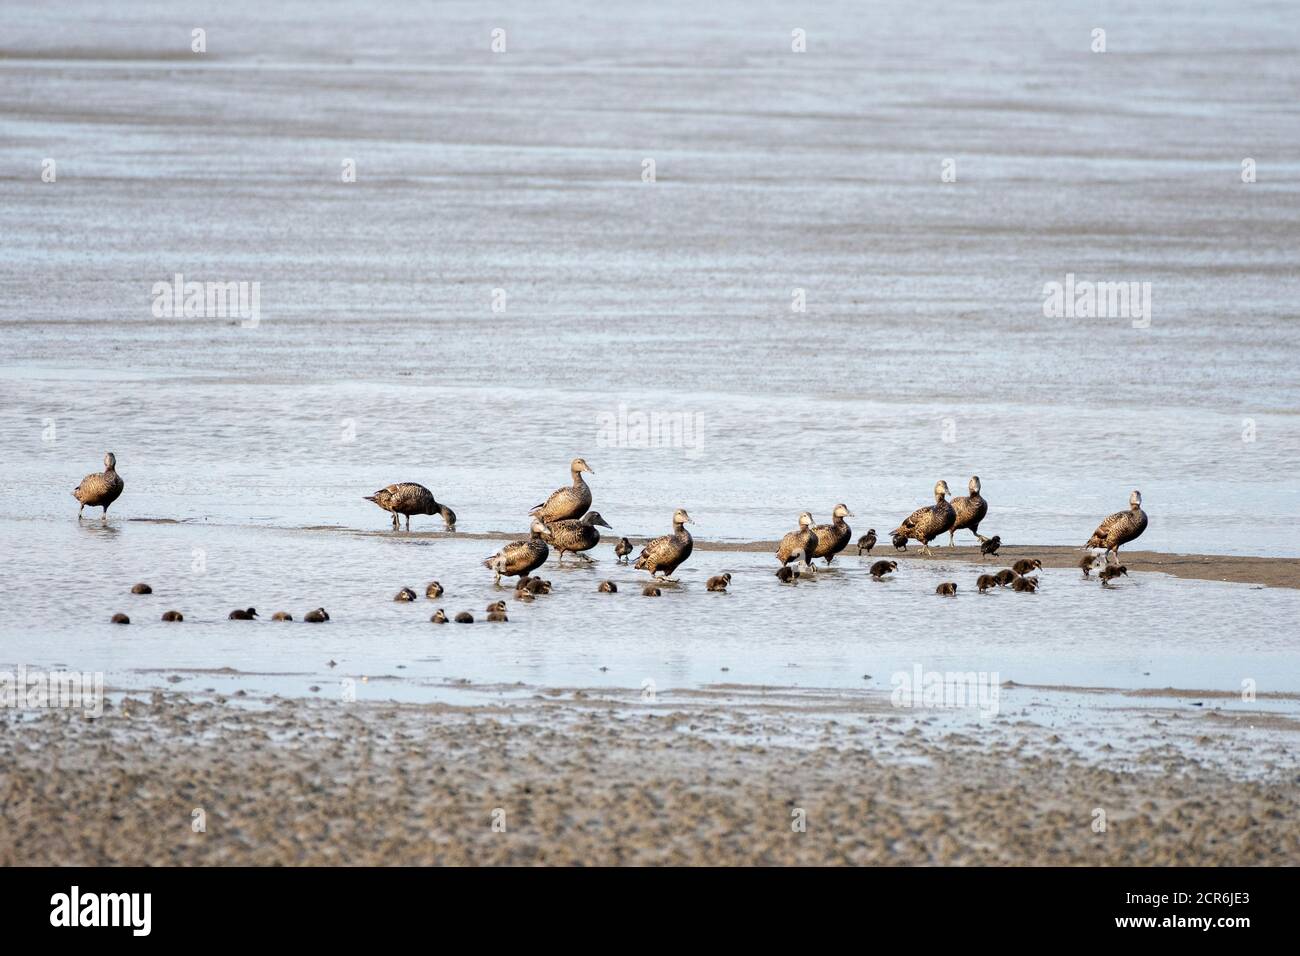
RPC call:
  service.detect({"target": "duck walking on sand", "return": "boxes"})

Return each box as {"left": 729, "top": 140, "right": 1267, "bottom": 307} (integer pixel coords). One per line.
{"left": 892, "top": 480, "right": 956, "bottom": 556}
{"left": 948, "top": 476, "right": 989, "bottom": 546}
{"left": 892, "top": 534, "right": 909, "bottom": 552}
{"left": 634, "top": 508, "right": 694, "bottom": 582}
{"left": 530, "top": 458, "right": 595, "bottom": 524}
{"left": 73, "top": 452, "right": 124, "bottom": 520}
{"left": 614, "top": 537, "right": 633, "bottom": 563}
{"left": 544, "top": 511, "right": 612, "bottom": 562}
{"left": 1086, "top": 490, "right": 1148, "bottom": 560}
{"left": 364, "top": 483, "right": 456, "bottom": 532}
{"left": 980, "top": 535, "right": 1002, "bottom": 557}
{"left": 857, "top": 530, "right": 877, "bottom": 555}
{"left": 777, "top": 512, "right": 817, "bottom": 569}
{"left": 811, "top": 504, "right": 854, "bottom": 566}
{"left": 484, "top": 520, "right": 550, "bottom": 585}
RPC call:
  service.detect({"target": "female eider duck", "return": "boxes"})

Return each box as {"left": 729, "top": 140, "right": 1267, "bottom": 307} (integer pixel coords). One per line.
{"left": 1086, "top": 490, "right": 1148, "bottom": 560}
{"left": 948, "top": 476, "right": 989, "bottom": 546}
{"left": 706, "top": 573, "right": 731, "bottom": 592}
{"left": 614, "top": 537, "right": 633, "bottom": 563}
{"left": 544, "top": 511, "right": 612, "bottom": 562}
{"left": 530, "top": 458, "right": 595, "bottom": 524}
{"left": 597, "top": 580, "right": 618, "bottom": 593}
{"left": 161, "top": 610, "right": 184, "bottom": 622}
{"left": 364, "top": 483, "right": 456, "bottom": 532}
{"left": 980, "top": 535, "right": 1002, "bottom": 557}
{"left": 857, "top": 530, "right": 877, "bottom": 555}
{"left": 936, "top": 582, "right": 957, "bottom": 596}
{"left": 1012, "top": 559, "right": 1042, "bottom": 576}
{"left": 810, "top": 504, "right": 854, "bottom": 566}
{"left": 73, "top": 452, "right": 124, "bottom": 520}
{"left": 776, "top": 512, "right": 817, "bottom": 569}
{"left": 484, "top": 520, "right": 550, "bottom": 585}
{"left": 869, "top": 560, "right": 897, "bottom": 580}
{"left": 891, "top": 481, "right": 956, "bottom": 556}
{"left": 634, "top": 509, "right": 694, "bottom": 581}
{"left": 229, "top": 607, "right": 258, "bottom": 620}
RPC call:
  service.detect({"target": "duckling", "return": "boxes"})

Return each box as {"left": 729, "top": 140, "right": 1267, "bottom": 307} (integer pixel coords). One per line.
{"left": 1012, "top": 559, "right": 1042, "bottom": 576}
{"left": 994, "top": 569, "right": 1018, "bottom": 587}
{"left": 706, "top": 573, "right": 732, "bottom": 592}
{"left": 159, "top": 610, "right": 183, "bottom": 622}
{"left": 597, "top": 580, "right": 618, "bottom": 593}
{"left": 976, "top": 574, "right": 998, "bottom": 593}
{"left": 425, "top": 581, "right": 444, "bottom": 599}
{"left": 110, "top": 613, "right": 130, "bottom": 624}
{"left": 531, "top": 458, "right": 596, "bottom": 523}
{"left": 776, "top": 512, "right": 817, "bottom": 569}
{"left": 130, "top": 582, "right": 152, "bottom": 594}
{"left": 775, "top": 565, "right": 796, "bottom": 584}
{"left": 1079, "top": 553, "right": 1099, "bottom": 578}
{"left": 1085, "top": 490, "right": 1148, "bottom": 561}
{"left": 857, "top": 530, "right": 877, "bottom": 555}
{"left": 1012, "top": 576, "right": 1039, "bottom": 592}
{"left": 454, "top": 612, "right": 474, "bottom": 623}
{"left": 513, "top": 590, "right": 535, "bottom": 603}
{"left": 980, "top": 535, "right": 1001, "bottom": 557}
{"left": 487, "top": 609, "right": 509, "bottom": 623}
{"left": 642, "top": 585, "right": 662, "bottom": 597}
{"left": 892, "top": 534, "right": 909, "bottom": 552}
{"left": 936, "top": 582, "right": 957, "bottom": 596}
{"left": 431, "top": 609, "right": 449, "bottom": 623}
{"left": 228, "top": 607, "right": 258, "bottom": 620}
{"left": 523, "top": 577, "right": 552, "bottom": 595}
{"left": 304, "top": 608, "right": 329, "bottom": 623}
{"left": 1099, "top": 564, "right": 1128, "bottom": 587}
{"left": 614, "top": 537, "right": 633, "bottom": 563}
{"left": 271, "top": 611, "right": 293, "bottom": 621}
{"left": 635, "top": 509, "right": 694, "bottom": 581}
{"left": 73, "top": 451, "right": 124, "bottom": 520}
{"left": 869, "top": 560, "right": 897, "bottom": 580}
{"left": 394, "top": 587, "right": 417, "bottom": 602}
{"left": 485, "top": 600, "right": 507, "bottom": 614}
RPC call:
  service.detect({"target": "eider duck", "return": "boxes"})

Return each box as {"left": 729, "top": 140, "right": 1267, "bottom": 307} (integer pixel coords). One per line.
{"left": 857, "top": 529, "right": 877, "bottom": 555}
{"left": 936, "top": 582, "right": 957, "bottom": 596}
{"left": 634, "top": 509, "right": 694, "bottom": 581}
{"left": 976, "top": 574, "right": 997, "bottom": 593}
{"left": 364, "top": 483, "right": 456, "bottom": 532}
{"left": 597, "top": 580, "right": 618, "bottom": 593}
{"left": 544, "top": 511, "right": 612, "bottom": 562}
{"left": 775, "top": 565, "right": 796, "bottom": 584}
{"left": 110, "top": 613, "right": 130, "bottom": 624}
{"left": 431, "top": 609, "right": 448, "bottom": 623}
{"left": 891, "top": 481, "right": 956, "bottom": 556}
{"left": 161, "top": 610, "right": 183, "bottom": 622}
{"left": 994, "top": 569, "right": 1018, "bottom": 587}
{"left": 454, "top": 611, "right": 474, "bottom": 623}
{"left": 130, "top": 582, "right": 152, "bottom": 595}
{"left": 776, "top": 512, "right": 817, "bottom": 569}
{"left": 530, "top": 458, "right": 595, "bottom": 524}
{"left": 1012, "top": 576, "right": 1039, "bottom": 592}
{"left": 1079, "top": 554, "right": 1099, "bottom": 578}
{"left": 73, "top": 452, "right": 124, "bottom": 520}
{"left": 487, "top": 609, "right": 508, "bottom": 622}
{"left": 810, "top": 504, "right": 854, "bottom": 565}
{"left": 304, "top": 608, "right": 329, "bottom": 623}
{"left": 892, "top": 534, "right": 909, "bottom": 552}
{"left": 706, "top": 573, "right": 731, "bottom": 592}
{"left": 228, "top": 607, "right": 258, "bottom": 620}
{"left": 1099, "top": 564, "right": 1128, "bottom": 587}
{"left": 642, "top": 585, "right": 662, "bottom": 597}
{"left": 485, "top": 600, "right": 507, "bottom": 614}
{"left": 1011, "top": 559, "right": 1042, "bottom": 576}
{"left": 869, "top": 560, "right": 897, "bottom": 580}
{"left": 1085, "top": 490, "right": 1148, "bottom": 560}
{"left": 484, "top": 520, "right": 550, "bottom": 585}
{"left": 614, "top": 537, "right": 633, "bottom": 563}
{"left": 426, "top": 581, "right": 444, "bottom": 599}
{"left": 271, "top": 611, "right": 293, "bottom": 621}
{"left": 394, "top": 587, "right": 418, "bottom": 602}
{"left": 980, "top": 535, "right": 1001, "bottom": 557}
{"left": 948, "top": 476, "right": 989, "bottom": 546}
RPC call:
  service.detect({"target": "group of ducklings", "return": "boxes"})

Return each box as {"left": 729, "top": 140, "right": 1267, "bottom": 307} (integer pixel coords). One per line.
{"left": 110, "top": 584, "right": 330, "bottom": 624}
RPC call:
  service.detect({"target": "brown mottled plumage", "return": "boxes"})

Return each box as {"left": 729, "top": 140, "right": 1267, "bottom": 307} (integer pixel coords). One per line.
{"left": 936, "top": 582, "right": 957, "bottom": 596}
{"left": 110, "top": 613, "right": 130, "bottom": 624}
{"left": 869, "top": 560, "right": 897, "bottom": 580}
{"left": 706, "top": 573, "right": 731, "bottom": 592}
{"left": 980, "top": 535, "right": 1002, "bottom": 557}
{"left": 394, "top": 587, "right": 417, "bottom": 602}
{"left": 544, "top": 511, "right": 612, "bottom": 561}
{"left": 614, "top": 537, "right": 633, "bottom": 563}
{"left": 597, "top": 580, "right": 618, "bottom": 593}
{"left": 635, "top": 509, "right": 694, "bottom": 580}
{"left": 1012, "top": 559, "right": 1042, "bottom": 576}
{"left": 857, "top": 529, "right": 877, "bottom": 555}
{"left": 364, "top": 482, "right": 455, "bottom": 531}
{"left": 810, "top": 504, "right": 854, "bottom": 565}
{"left": 271, "top": 611, "right": 293, "bottom": 621}
{"left": 976, "top": 574, "right": 998, "bottom": 593}
{"left": 948, "top": 476, "right": 989, "bottom": 546}
{"left": 73, "top": 452, "right": 124, "bottom": 520}
{"left": 892, "top": 480, "right": 956, "bottom": 556}
{"left": 484, "top": 520, "right": 550, "bottom": 584}
{"left": 776, "top": 512, "right": 817, "bottom": 568}
{"left": 431, "top": 609, "right": 448, "bottom": 623}
{"left": 994, "top": 569, "right": 1017, "bottom": 587}
{"left": 530, "top": 458, "right": 594, "bottom": 523}
{"left": 161, "top": 610, "right": 184, "bottom": 622}
{"left": 1086, "top": 490, "right": 1148, "bottom": 559}
{"left": 1012, "top": 576, "right": 1039, "bottom": 592}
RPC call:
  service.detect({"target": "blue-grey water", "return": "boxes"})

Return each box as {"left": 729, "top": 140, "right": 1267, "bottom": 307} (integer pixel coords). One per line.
{"left": 1, "top": 1, "right": 1298, "bottom": 720}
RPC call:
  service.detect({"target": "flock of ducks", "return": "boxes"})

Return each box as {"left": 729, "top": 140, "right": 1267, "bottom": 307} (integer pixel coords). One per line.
{"left": 77, "top": 453, "right": 1151, "bottom": 624}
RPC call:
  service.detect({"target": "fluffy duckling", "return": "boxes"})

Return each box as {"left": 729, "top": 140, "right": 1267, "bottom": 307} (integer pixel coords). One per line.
{"left": 857, "top": 530, "right": 877, "bottom": 555}
{"left": 980, "top": 536, "right": 1001, "bottom": 557}
{"left": 394, "top": 587, "right": 418, "bottom": 602}
{"left": 869, "top": 560, "right": 897, "bottom": 580}
{"left": 936, "top": 582, "right": 957, "bottom": 596}
{"left": 130, "top": 582, "right": 152, "bottom": 594}
{"left": 454, "top": 612, "right": 474, "bottom": 623}
{"left": 892, "top": 534, "right": 909, "bottom": 552}
{"left": 1079, "top": 554, "right": 1099, "bottom": 578}
{"left": 1012, "top": 559, "right": 1042, "bottom": 576}
{"left": 523, "top": 577, "right": 552, "bottom": 595}
{"left": 487, "top": 609, "right": 509, "bottom": 622}
{"left": 271, "top": 611, "right": 293, "bottom": 621}
{"left": 426, "top": 581, "right": 444, "bottom": 599}
{"left": 228, "top": 607, "right": 258, "bottom": 620}
{"left": 74, "top": 451, "right": 124, "bottom": 520}
{"left": 976, "top": 574, "right": 998, "bottom": 593}
{"left": 431, "top": 609, "right": 448, "bottom": 623}
{"left": 614, "top": 537, "right": 633, "bottom": 563}
{"left": 1099, "top": 564, "right": 1128, "bottom": 587}
{"left": 304, "top": 608, "right": 329, "bottom": 623}
{"left": 1012, "top": 576, "right": 1039, "bottom": 592}
{"left": 707, "top": 573, "right": 732, "bottom": 592}
{"left": 514, "top": 590, "right": 535, "bottom": 602}
{"left": 485, "top": 600, "right": 507, "bottom": 614}
{"left": 110, "top": 613, "right": 130, "bottom": 624}
{"left": 597, "top": 580, "right": 618, "bottom": 593}
{"left": 775, "top": 565, "right": 796, "bottom": 584}
{"left": 161, "top": 610, "right": 183, "bottom": 621}
{"left": 994, "top": 569, "right": 1018, "bottom": 587}
{"left": 642, "top": 585, "right": 662, "bottom": 597}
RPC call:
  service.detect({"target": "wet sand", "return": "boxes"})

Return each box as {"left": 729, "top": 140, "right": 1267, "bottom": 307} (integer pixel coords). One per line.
{"left": 2, "top": 691, "right": 1295, "bottom": 866}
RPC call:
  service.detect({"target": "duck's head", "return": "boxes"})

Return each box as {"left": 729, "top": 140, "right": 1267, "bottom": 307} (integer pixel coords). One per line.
{"left": 583, "top": 511, "right": 612, "bottom": 529}
{"left": 530, "top": 519, "right": 549, "bottom": 537}
{"left": 104, "top": 452, "right": 117, "bottom": 470}
{"left": 1130, "top": 489, "right": 1142, "bottom": 508}
{"left": 246, "top": 607, "right": 259, "bottom": 618}
{"left": 571, "top": 457, "right": 595, "bottom": 476}
{"left": 935, "top": 480, "right": 950, "bottom": 499}
{"left": 832, "top": 503, "right": 853, "bottom": 520}
{"left": 797, "top": 511, "right": 814, "bottom": 528}
{"left": 673, "top": 508, "right": 693, "bottom": 527}
{"left": 866, "top": 528, "right": 876, "bottom": 535}
{"left": 968, "top": 476, "right": 981, "bottom": 494}
{"left": 437, "top": 504, "right": 456, "bottom": 529}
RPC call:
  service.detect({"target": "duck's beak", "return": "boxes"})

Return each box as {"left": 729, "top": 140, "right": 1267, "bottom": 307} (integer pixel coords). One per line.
{"left": 595, "top": 517, "right": 612, "bottom": 529}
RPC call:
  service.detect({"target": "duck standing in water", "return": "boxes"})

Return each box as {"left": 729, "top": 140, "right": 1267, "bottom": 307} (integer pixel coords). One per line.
{"left": 530, "top": 458, "right": 595, "bottom": 523}
{"left": 892, "top": 481, "right": 956, "bottom": 556}
{"left": 1012, "top": 576, "right": 1039, "bottom": 592}
{"left": 1086, "top": 490, "right": 1148, "bottom": 560}
{"left": 364, "top": 483, "right": 456, "bottom": 532}
{"left": 810, "top": 504, "right": 854, "bottom": 566}
{"left": 1099, "top": 564, "right": 1128, "bottom": 587}
{"left": 484, "top": 520, "right": 550, "bottom": 585}
{"left": 948, "top": 476, "right": 989, "bottom": 546}
{"left": 1079, "top": 554, "right": 1099, "bottom": 578}
{"left": 857, "top": 530, "right": 877, "bottom": 555}
{"left": 776, "top": 512, "right": 817, "bottom": 569}
{"left": 73, "top": 452, "right": 124, "bottom": 520}
{"left": 634, "top": 508, "right": 694, "bottom": 582}
{"left": 544, "top": 511, "right": 612, "bottom": 562}
{"left": 614, "top": 537, "right": 633, "bottom": 563}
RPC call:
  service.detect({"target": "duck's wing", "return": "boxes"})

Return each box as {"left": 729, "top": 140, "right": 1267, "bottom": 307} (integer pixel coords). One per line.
{"left": 893, "top": 505, "right": 929, "bottom": 537}
{"left": 1087, "top": 509, "right": 1128, "bottom": 545}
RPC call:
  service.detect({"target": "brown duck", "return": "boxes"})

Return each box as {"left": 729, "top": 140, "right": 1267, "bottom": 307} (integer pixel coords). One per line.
{"left": 776, "top": 512, "right": 817, "bottom": 568}
{"left": 857, "top": 530, "right": 877, "bottom": 555}
{"left": 948, "top": 476, "right": 989, "bottom": 546}
{"left": 706, "top": 573, "right": 731, "bottom": 592}
{"left": 74, "top": 452, "right": 124, "bottom": 520}
{"left": 810, "top": 504, "right": 854, "bottom": 565}
{"left": 892, "top": 480, "right": 956, "bottom": 556}
{"left": 530, "top": 458, "right": 595, "bottom": 523}
{"left": 869, "top": 560, "right": 897, "bottom": 580}
{"left": 364, "top": 483, "right": 456, "bottom": 531}
{"left": 634, "top": 509, "right": 694, "bottom": 581}
{"left": 1086, "top": 490, "right": 1148, "bottom": 560}
{"left": 484, "top": 520, "right": 550, "bottom": 585}
{"left": 544, "top": 511, "right": 612, "bottom": 562}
